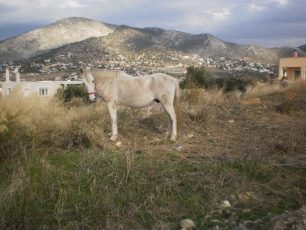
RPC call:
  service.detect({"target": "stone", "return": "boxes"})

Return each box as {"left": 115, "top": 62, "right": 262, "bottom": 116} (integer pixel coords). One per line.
{"left": 115, "top": 141, "right": 122, "bottom": 147}
{"left": 220, "top": 200, "right": 231, "bottom": 208}
{"left": 180, "top": 219, "right": 196, "bottom": 230}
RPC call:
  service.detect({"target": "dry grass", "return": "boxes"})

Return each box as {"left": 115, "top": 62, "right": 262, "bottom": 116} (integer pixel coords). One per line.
{"left": 182, "top": 87, "right": 227, "bottom": 106}
{"left": 179, "top": 88, "right": 229, "bottom": 125}
{"left": 244, "top": 81, "right": 287, "bottom": 98}
{"left": 0, "top": 82, "right": 306, "bottom": 229}
{"left": 0, "top": 91, "right": 114, "bottom": 159}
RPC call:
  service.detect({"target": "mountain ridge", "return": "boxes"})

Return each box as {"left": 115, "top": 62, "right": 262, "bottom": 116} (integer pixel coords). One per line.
{"left": 0, "top": 17, "right": 305, "bottom": 64}
{"left": 0, "top": 17, "right": 115, "bottom": 62}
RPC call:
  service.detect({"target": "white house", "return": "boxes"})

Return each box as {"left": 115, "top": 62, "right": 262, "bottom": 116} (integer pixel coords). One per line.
{"left": 0, "top": 66, "right": 82, "bottom": 97}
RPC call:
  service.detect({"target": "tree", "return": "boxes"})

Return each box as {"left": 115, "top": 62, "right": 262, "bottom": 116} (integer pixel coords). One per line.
{"left": 180, "top": 66, "right": 215, "bottom": 89}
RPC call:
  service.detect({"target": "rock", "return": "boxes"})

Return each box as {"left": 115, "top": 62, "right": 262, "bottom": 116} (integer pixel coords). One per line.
{"left": 180, "top": 219, "right": 196, "bottom": 230}
{"left": 220, "top": 200, "right": 231, "bottom": 208}
{"left": 175, "top": 146, "right": 184, "bottom": 152}
{"left": 211, "top": 219, "right": 220, "bottom": 223}
{"left": 187, "top": 133, "right": 194, "bottom": 139}
{"left": 270, "top": 205, "right": 306, "bottom": 229}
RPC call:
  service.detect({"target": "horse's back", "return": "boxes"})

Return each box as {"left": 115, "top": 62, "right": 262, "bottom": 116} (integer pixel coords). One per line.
{"left": 93, "top": 69, "right": 127, "bottom": 80}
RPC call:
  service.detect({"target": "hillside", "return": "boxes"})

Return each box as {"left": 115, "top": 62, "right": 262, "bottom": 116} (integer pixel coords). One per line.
{"left": 101, "top": 26, "right": 280, "bottom": 62}
{"left": 29, "top": 25, "right": 300, "bottom": 64}
{"left": 0, "top": 17, "right": 115, "bottom": 62}
{"left": 1, "top": 17, "right": 305, "bottom": 65}
{"left": 1, "top": 82, "right": 306, "bottom": 229}
{"left": 299, "top": 44, "right": 306, "bottom": 52}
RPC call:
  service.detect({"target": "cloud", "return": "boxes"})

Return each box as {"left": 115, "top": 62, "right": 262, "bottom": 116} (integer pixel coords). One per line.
{"left": 0, "top": 0, "right": 88, "bottom": 8}
{"left": 0, "top": 0, "right": 140, "bottom": 23}
{"left": 57, "top": 0, "right": 88, "bottom": 9}
{"left": 215, "top": 1, "right": 306, "bottom": 47}
{"left": 248, "top": 3, "right": 267, "bottom": 12}
{"left": 275, "top": 0, "right": 288, "bottom": 5}
{"left": 207, "top": 9, "right": 231, "bottom": 20}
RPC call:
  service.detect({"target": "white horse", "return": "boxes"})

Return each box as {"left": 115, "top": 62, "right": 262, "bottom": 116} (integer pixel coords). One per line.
{"left": 80, "top": 68, "right": 180, "bottom": 141}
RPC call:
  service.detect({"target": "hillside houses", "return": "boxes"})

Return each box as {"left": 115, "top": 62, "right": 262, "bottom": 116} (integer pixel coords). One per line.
{"left": 14, "top": 49, "right": 278, "bottom": 77}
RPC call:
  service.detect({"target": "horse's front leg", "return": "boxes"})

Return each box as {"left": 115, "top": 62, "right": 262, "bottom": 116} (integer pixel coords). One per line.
{"left": 162, "top": 103, "right": 177, "bottom": 141}
{"left": 107, "top": 102, "right": 118, "bottom": 141}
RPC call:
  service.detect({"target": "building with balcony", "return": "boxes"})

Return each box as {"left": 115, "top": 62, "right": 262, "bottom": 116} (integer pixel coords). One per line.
{"left": 279, "top": 50, "right": 306, "bottom": 80}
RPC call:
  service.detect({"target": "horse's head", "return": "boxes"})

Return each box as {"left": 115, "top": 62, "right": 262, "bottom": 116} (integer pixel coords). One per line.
{"left": 79, "top": 67, "right": 96, "bottom": 101}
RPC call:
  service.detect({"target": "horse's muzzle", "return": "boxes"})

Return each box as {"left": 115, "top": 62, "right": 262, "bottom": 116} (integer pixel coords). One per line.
{"left": 88, "top": 92, "right": 97, "bottom": 102}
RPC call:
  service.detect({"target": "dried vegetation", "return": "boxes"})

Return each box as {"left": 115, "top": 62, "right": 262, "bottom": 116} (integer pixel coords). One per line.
{"left": 1, "top": 82, "right": 306, "bottom": 229}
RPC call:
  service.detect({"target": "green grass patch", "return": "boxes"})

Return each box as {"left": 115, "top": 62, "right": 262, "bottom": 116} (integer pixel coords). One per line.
{"left": 1, "top": 150, "right": 306, "bottom": 229}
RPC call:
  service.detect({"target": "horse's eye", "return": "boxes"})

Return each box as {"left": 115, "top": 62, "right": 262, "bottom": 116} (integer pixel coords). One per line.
{"left": 92, "top": 80, "right": 95, "bottom": 84}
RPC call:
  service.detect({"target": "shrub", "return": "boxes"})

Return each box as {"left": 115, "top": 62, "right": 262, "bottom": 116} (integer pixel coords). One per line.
{"left": 56, "top": 85, "right": 88, "bottom": 103}
{"left": 216, "top": 77, "right": 253, "bottom": 93}
{"left": 180, "top": 66, "right": 254, "bottom": 93}
{"left": 180, "top": 66, "right": 215, "bottom": 89}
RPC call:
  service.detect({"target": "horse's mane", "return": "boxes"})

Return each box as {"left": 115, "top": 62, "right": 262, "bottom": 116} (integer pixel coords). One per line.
{"left": 93, "top": 69, "right": 131, "bottom": 80}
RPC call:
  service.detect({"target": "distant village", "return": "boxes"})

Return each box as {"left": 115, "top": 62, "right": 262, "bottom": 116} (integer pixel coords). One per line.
{"left": 0, "top": 50, "right": 277, "bottom": 82}
{"left": 0, "top": 49, "right": 280, "bottom": 98}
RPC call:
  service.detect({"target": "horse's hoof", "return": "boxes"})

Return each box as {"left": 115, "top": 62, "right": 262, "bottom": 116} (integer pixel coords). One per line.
{"left": 170, "top": 136, "right": 177, "bottom": 142}
{"left": 110, "top": 135, "right": 117, "bottom": 141}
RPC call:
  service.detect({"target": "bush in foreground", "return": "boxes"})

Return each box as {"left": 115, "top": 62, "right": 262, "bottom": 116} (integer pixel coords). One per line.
{"left": 180, "top": 66, "right": 255, "bottom": 93}
{"left": 55, "top": 85, "right": 88, "bottom": 105}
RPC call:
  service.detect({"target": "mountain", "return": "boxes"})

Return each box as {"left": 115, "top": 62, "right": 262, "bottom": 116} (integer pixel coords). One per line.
{"left": 0, "top": 17, "right": 115, "bottom": 62}
{"left": 0, "top": 17, "right": 304, "bottom": 64}
{"left": 32, "top": 25, "right": 300, "bottom": 64}
{"left": 299, "top": 44, "right": 306, "bottom": 52}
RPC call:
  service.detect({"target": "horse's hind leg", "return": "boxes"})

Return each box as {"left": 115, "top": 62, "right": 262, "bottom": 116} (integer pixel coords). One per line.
{"left": 162, "top": 102, "right": 177, "bottom": 141}
{"left": 165, "top": 118, "right": 171, "bottom": 138}
{"left": 107, "top": 102, "right": 118, "bottom": 141}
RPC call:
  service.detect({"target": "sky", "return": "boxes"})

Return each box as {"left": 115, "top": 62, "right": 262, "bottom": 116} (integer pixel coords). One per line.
{"left": 0, "top": 0, "right": 305, "bottom": 47}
